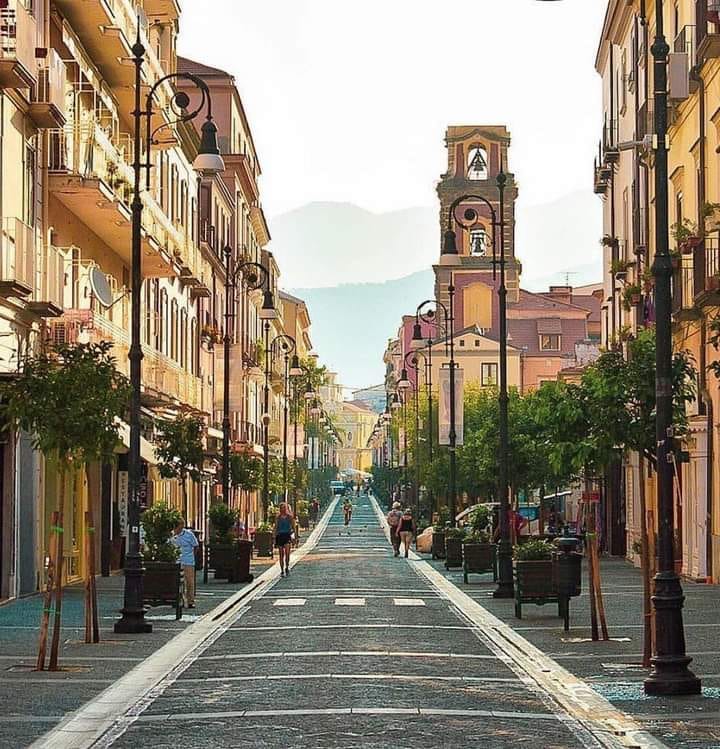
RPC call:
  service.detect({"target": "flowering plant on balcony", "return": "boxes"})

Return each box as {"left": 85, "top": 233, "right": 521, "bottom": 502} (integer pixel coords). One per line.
{"left": 201, "top": 324, "right": 221, "bottom": 345}
{"left": 623, "top": 284, "right": 643, "bottom": 310}
{"left": 610, "top": 258, "right": 631, "bottom": 280}
{"left": 671, "top": 219, "right": 700, "bottom": 254}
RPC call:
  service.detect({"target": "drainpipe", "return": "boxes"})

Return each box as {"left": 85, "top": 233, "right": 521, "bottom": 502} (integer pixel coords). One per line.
{"left": 609, "top": 44, "right": 617, "bottom": 340}
{"left": 691, "top": 62, "right": 713, "bottom": 581}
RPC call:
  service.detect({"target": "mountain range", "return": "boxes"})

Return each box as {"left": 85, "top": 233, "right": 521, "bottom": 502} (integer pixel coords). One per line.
{"left": 274, "top": 193, "right": 603, "bottom": 389}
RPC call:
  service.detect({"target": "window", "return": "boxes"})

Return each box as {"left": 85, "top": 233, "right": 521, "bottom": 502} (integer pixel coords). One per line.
{"left": 481, "top": 363, "right": 498, "bottom": 386}
{"left": 459, "top": 339, "right": 465, "bottom": 347}
{"left": 474, "top": 339, "right": 480, "bottom": 347}
{"left": 467, "top": 146, "right": 488, "bottom": 180}
{"left": 539, "top": 334, "right": 561, "bottom": 351}
{"left": 470, "top": 227, "right": 488, "bottom": 256}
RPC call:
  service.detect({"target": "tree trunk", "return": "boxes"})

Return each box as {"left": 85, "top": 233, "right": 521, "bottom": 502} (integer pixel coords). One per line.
{"left": 49, "top": 461, "right": 67, "bottom": 671}
{"left": 36, "top": 510, "right": 59, "bottom": 670}
{"left": 639, "top": 455, "right": 652, "bottom": 667}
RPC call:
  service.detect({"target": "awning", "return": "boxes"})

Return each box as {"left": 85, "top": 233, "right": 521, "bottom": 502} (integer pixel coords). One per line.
{"left": 115, "top": 418, "right": 159, "bottom": 465}
{"left": 207, "top": 426, "right": 224, "bottom": 440}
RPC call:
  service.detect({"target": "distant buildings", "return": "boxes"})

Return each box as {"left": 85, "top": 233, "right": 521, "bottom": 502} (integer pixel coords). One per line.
{"left": 383, "top": 126, "right": 601, "bottom": 397}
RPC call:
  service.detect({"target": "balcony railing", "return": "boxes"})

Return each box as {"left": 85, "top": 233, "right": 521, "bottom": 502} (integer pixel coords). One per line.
{"left": 697, "top": 0, "right": 720, "bottom": 61}
{"left": 29, "top": 50, "right": 66, "bottom": 128}
{"left": 0, "top": 2, "right": 36, "bottom": 88}
{"left": 0, "top": 217, "right": 34, "bottom": 297}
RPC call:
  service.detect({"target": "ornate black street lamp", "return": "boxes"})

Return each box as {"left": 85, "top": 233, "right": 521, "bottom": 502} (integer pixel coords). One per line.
{"left": 443, "top": 173, "right": 513, "bottom": 599}
{"left": 643, "top": 0, "right": 700, "bottom": 696}
{"left": 411, "top": 294, "right": 457, "bottom": 524}
{"left": 220, "top": 251, "right": 272, "bottom": 509}
{"left": 397, "top": 349, "right": 427, "bottom": 520}
{"left": 263, "top": 332, "right": 301, "bottom": 513}
{"left": 116, "top": 35, "right": 224, "bottom": 635}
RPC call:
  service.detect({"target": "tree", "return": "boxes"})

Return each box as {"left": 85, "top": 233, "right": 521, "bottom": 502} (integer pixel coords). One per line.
{"left": 154, "top": 413, "right": 205, "bottom": 519}
{"left": 2, "top": 341, "right": 131, "bottom": 670}
{"left": 231, "top": 452, "right": 263, "bottom": 493}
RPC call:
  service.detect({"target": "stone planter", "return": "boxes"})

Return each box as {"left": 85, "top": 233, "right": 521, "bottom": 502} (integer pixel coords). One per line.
{"left": 513, "top": 559, "right": 557, "bottom": 619}
{"left": 208, "top": 540, "right": 254, "bottom": 583}
{"left": 255, "top": 530, "right": 274, "bottom": 558}
{"left": 142, "top": 561, "right": 182, "bottom": 620}
{"left": 431, "top": 530, "right": 446, "bottom": 560}
{"left": 462, "top": 542, "right": 497, "bottom": 583}
{"left": 444, "top": 536, "right": 464, "bottom": 569}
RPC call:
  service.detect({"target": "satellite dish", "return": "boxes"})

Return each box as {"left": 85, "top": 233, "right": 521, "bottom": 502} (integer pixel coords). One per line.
{"left": 89, "top": 267, "right": 113, "bottom": 307}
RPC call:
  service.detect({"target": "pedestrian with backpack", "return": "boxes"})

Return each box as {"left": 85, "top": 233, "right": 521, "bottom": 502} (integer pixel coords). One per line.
{"left": 387, "top": 501, "right": 403, "bottom": 557}
{"left": 398, "top": 508, "right": 416, "bottom": 558}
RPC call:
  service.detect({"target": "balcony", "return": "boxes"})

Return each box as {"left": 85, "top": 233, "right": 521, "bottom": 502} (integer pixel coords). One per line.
{"left": 601, "top": 118, "right": 619, "bottom": 165}
{"left": 29, "top": 51, "right": 67, "bottom": 129}
{"left": 0, "top": 217, "right": 34, "bottom": 299}
{"left": 696, "top": 0, "right": 720, "bottom": 61}
{"left": 671, "top": 26, "right": 697, "bottom": 99}
{"left": 672, "top": 256, "right": 696, "bottom": 316}
{"left": 0, "top": 2, "right": 36, "bottom": 89}
{"left": 47, "top": 306, "right": 203, "bottom": 410}
{"left": 48, "top": 124, "right": 176, "bottom": 278}
{"left": 27, "top": 243, "right": 64, "bottom": 318}
{"left": 593, "top": 158, "right": 610, "bottom": 195}
{"left": 700, "top": 237, "right": 720, "bottom": 301}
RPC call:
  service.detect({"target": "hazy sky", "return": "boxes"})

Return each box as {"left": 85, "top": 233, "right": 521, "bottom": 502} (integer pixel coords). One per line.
{"left": 180, "top": 1, "right": 608, "bottom": 219}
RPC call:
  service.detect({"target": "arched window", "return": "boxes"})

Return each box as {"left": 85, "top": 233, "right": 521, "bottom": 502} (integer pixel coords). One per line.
{"left": 467, "top": 145, "right": 488, "bottom": 180}
{"left": 470, "top": 227, "right": 488, "bottom": 256}
{"left": 170, "top": 300, "right": 178, "bottom": 360}
{"left": 159, "top": 290, "right": 168, "bottom": 353}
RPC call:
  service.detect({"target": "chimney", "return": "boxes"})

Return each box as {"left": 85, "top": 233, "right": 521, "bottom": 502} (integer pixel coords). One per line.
{"left": 547, "top": 285, "right": 573, "bottom": 305}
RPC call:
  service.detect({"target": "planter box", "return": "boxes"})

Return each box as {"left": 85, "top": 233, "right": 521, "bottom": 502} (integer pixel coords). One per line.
{"left": 431, "top": 530, "right": 446, "bottom": 560}
{"left": 444, "top": 536, "right": 464, "bottom": 569}
{"left": 255, "top": 530, "right": 274, "bottom": 558}
{"left": 142, "top": 561, "right": 182, "bottom": 620}
{"left": 514, "top": 559, "right": 557, "bottom": 619}
{"left": 463, "top": 542, "right": 497, "bottom": 583}
{"left": 208, "top": 541, "right": 253, "bottom": 583}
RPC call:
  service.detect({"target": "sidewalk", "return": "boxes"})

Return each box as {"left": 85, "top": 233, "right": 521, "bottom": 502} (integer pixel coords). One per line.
{"left": 0, "top": 546, "right": 279, "bottom": 749}
{"left": 420, "top": 550, "right": 720, "bottom": 749}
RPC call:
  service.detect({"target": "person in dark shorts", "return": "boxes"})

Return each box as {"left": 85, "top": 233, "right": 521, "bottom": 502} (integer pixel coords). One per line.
{"left": 387, "top": 501, "right": 403, "bottom": 557}
{"left": 343, "top": 497, "right": 353, "bottom": 526}
{"left": 274, "top": 502, "right": 294, "bottom": 577}
{"left": 398, "top": 508, "right": 416, "bottom": 558}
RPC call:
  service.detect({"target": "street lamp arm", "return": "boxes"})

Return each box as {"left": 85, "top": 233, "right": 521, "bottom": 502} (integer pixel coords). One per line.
{"left": 268, "top": 333, "right": 297, "bottom": 358}
{"left": 233, "top": 258, "right": 268, "bottom": 292}
{"left": 445, "top": 193, "right": 498, "bottom": 231}
{"left": 145, "top": 71, "right": 211, "bottom": 147}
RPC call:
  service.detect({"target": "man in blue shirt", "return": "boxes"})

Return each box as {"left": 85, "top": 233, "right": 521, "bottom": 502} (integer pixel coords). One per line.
{"left": 171, "top": 520, "right": 199, "bottom": 608}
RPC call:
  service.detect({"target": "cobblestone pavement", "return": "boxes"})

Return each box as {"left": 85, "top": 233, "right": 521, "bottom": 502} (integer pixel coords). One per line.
{"left": 422, "top": 543, "right": 720, "bottom": 749}
{"left": 0, "top": 544, "right": 276, "bottom": 748}
{"left": 45, "top": 495, "right": 672, "bottom": 749}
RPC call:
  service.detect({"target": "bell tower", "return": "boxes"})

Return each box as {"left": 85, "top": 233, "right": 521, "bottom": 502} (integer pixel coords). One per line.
{"left": 434, "top": 126, "right": 521, "bottom": 331}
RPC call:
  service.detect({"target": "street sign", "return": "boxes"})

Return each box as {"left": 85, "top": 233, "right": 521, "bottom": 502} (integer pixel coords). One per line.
{"left": 117, "top": 470, "right": 128, "bottom": 537}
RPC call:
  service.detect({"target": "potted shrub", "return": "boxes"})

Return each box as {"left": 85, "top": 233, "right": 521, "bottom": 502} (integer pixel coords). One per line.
{"left": 141, "top": 502, "right": 183, "bottom": 620}
{"left": 671, "top": 218, "right": 700, "bottom": 254}
{"left": 513, "top": 539, "right": 557, "bottom": 619}
{"left": 601, "top": 235, "right": 617, "bottom": 248}
{"left": 463, "top": 530, "right": 496, "bottom": 583}
{"left": 670, "top": 249, "right": 682, "bottom": 271}
{"left": 255, "top": 522, "right": 274, "bottom": 557}
{"left": 610, "top": 258, "right": 631, "bottom": 281}
{"left": 622, "top": 283, "right": 642, "bottom": 310}
{"left": 431, "top": 523, "right": 446, "bottom": 560}
{"left": 296, "top": 499, "right": 310, "bottom": 530}
{"left": 444, "top": 526, "right": 466, "bottom": 569}
{"left": 462, "top": 506, "right": 496, "bottom": 582}
{"left": 207, "top": 502, "right": 253, "bottom": 583}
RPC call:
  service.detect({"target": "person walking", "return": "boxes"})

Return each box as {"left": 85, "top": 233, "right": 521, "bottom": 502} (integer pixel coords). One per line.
{"left": 274, "top": 502, "right": 294, "bottom": 577}
{"left": 343, "top": 497, "right": 353, "bottom": 526}
{"left": 387, "top": 501, "right": 403, "bottom": 557}
{"left": 397, "top": 508, "right": 416, "bottom": 558}
{"left": 171, "top": 520, "right": 199, "bottom": 609}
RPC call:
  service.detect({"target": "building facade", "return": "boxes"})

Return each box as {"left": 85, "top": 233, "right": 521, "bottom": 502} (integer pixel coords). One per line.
{"left": 596, "top": 0, "right": 720, "bottom": 580}
{"left": 0, "top": 1, "right": 317, "bottom": 601}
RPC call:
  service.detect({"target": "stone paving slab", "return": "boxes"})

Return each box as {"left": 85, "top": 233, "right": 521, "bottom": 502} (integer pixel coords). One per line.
{"left": 420, "top": 546, "right": 720, "bottom": 748}
{"left": 111, "top": 713, "right": 587, "bottom": 749}
{"left": 0, "top": 522, "right": 313, "bottom": 747}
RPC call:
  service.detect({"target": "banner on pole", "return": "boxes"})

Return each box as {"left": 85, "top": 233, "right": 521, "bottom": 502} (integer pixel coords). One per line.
{"left": 214, "top": 344, "right": 244, "bottom": 412}
{"left": 438, "top": 366, "right": 464, "bottom": 446}
{"left": 398, "top": 427, "right": 405, "bottom": 465}
{"left": 309, "top": 437, "right": 320, "bottom": 468}
{"left": 117, "top": 470, "right": 129, "bottom": 537}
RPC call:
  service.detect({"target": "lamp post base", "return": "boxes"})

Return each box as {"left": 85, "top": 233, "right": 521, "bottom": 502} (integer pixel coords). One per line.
{"left": 493, "top": 539, "right": 514, "bottom": 598}
{"left": 643, "top": 572, "right": 701, "bottom": 696}
{"left": 114, "top": 557, "right": 152, "bottom": 634}
{"left": 644, "top": 658, "right": 701, "bottom": 696}
{"left": 114, "top": 608, "right": 152, "bottom": 634}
